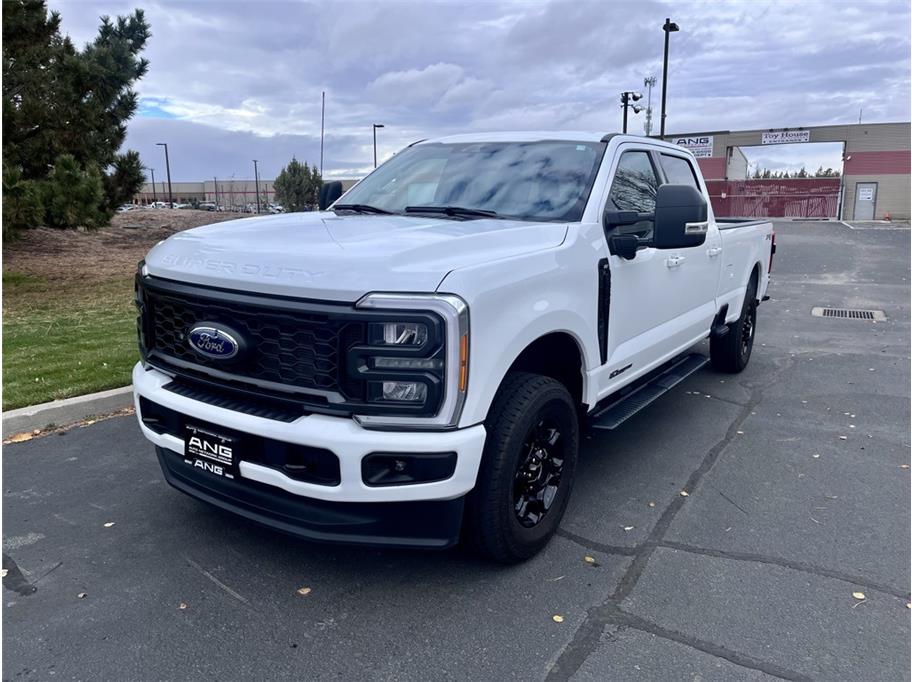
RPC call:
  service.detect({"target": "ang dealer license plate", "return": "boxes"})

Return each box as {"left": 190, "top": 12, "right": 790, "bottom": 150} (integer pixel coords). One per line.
{"left": 184, "top": 424, "right": 238, "bottom": 479}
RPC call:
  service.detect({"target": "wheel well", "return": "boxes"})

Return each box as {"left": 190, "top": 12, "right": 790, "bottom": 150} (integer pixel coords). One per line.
{"left": 750, "top": 263, "right": 761, "bottom": 297}
{"left": 506, "top": 333, "right": 585, "bottom": 408}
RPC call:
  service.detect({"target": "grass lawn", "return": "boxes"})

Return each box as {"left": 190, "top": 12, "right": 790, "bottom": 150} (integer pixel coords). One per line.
{"left": 3, "top": 271, "right": 137, "bottom": 410}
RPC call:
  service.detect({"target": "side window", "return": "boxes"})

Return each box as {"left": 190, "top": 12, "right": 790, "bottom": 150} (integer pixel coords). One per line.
{"left": 659, "top": 154, "right": 699, "bottom": 188}
{"left": 608, "top": 151, "right": 659, "bottom": 238}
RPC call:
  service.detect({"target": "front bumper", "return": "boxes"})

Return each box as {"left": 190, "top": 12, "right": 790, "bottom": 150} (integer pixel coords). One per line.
{"left": 133, "top": 363, "right": 487, "bottom": 503}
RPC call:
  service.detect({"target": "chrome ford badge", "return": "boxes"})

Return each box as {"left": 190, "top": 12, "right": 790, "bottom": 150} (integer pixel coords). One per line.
{"left": 187, "top": 325, "right": 240, "bottom": 360}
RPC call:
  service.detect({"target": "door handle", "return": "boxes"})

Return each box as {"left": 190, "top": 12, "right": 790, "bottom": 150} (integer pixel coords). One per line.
{"left": 665, "top": 255, "right": 686, "bottom": 268}
{"left": 707, "top": 246, "right": 722, "bottom": 257}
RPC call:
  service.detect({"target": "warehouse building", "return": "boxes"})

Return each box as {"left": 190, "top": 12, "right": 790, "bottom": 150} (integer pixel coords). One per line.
{"left": 671, "top": 122, "right": 911, "bottom": 220}
{"left": 135, "top": 178, "right": 358, "bottom": 210}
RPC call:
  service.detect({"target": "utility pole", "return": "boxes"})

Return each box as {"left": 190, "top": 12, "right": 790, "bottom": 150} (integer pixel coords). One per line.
{"left": 643, "top": 75, "right": 657, "bottom": 136}
{"left": 213, "top": 176, "right": 218, "bottom": 208}
{"left": 156, "top": 142, "right": 174, "bottom": 207}
{"left": 147, "top": 167, "right": 157, "bottom": 204}
{"left": 620, "top": 91, "right": 643, "bottom": 134}
{"left": 253, "top": 159, "right": 260, "bottom": 214}
{"left": 372, "top": 123, "right": 384, "bottom": 168}
{"left": 660, "top": 17, "right": 679, "bottom": 139}
{"left": 320, "top": 91, "right": 325, "bottom": 178}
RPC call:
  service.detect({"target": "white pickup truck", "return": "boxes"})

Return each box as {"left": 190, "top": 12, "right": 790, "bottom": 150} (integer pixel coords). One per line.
{"left": 133, "top": 132, "right": 774, "bottom": 562}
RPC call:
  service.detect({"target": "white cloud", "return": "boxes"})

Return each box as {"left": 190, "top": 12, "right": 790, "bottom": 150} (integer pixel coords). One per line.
{"left": 49, "top": 0, "right": 911, "bottom": 180}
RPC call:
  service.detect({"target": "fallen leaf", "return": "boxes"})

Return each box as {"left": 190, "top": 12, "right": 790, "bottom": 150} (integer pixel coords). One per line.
{"left": 648, "top": 501, "right": 656, "bottom": 508}
{"left": 1, "top": 569, "right": 8, "bottom": 578}
{"left": 31, "top": 429, "right": 41, "bottom": 435}
{"left": 296, "top": 587, "right": 312, "bottom": 597}
{"left": 900, "top": 464, "right": 910, "bottom": 470}
{"left": 103, "top": 522, "right": 115, "bottom": 528}
{"left": 852, "top": 591, "right": 865, "bottom": 600}
{"left": 552, "top": 615, "right": 564, "bottom": 623}
{"left": 736, "top": 430, "right": 744, "bottom": 435}
{"left": 78, "top": 592, "right": 87, "bottom": 599}
{"left": 584, "top": 556, "right": 596, "bottom": 564}
{"left": 839, "top": 436, "right": 848, "bottom": 440}
{"left": 680, "top": 491, "right": 689, "bottom": 497}
{"left": 178, "top": 602, "right": 188, "bottom": 610}
{"left": 7, "top": 432, "right": 33, "bottom": 443}
{"left": 907, "top": 603, "right": 911, "bottom": 609}
{"left": 812, "top": 453, "right": 821, "bottom": 459}
{"left": 622, "top": 526, "right": 634, "bottom": 532}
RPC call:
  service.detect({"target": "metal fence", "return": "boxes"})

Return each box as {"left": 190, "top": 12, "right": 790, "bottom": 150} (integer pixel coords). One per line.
{"left": 706, "top": 179, "right": 841, "bottom": 218}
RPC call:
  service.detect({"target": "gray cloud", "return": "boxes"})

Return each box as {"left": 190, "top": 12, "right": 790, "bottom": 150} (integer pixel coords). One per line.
{"left": 50, "top": 0, "right": 910, "bottom": 180}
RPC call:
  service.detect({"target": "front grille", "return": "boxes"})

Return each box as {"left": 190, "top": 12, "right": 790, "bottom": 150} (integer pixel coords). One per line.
{"left": 140, "top": 277, "right": 365, "bottom": 401}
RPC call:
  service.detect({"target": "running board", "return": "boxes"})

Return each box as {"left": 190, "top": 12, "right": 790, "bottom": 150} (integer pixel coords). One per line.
{"left": 590, "top": 353, "right": 709, "bottom": 430}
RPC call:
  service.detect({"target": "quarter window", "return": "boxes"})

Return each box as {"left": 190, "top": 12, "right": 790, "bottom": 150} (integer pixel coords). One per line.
{"left": 660, "top": 154, "right": 699, "bottom": 188}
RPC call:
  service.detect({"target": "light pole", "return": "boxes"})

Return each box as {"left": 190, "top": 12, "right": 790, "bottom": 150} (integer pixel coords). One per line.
{"left": 213, "top": 176, "right": 218, "bottom": 208}
{"left": 620, "top": 91, "right": 643, "bottom": 134}
{"left": 660, "top": 17, "right": 679, "bottom": 139}
{"left": 156, "top": 142, "right": 174, "bottom": 207}
{"left": 145, "top": 167, "right": 157, "bottom": 204}
{"left": 252, "top": 159, "right": 260, "bottom": 214}
{"left": 372, "top": 123, "right": 384, "bottom": 168}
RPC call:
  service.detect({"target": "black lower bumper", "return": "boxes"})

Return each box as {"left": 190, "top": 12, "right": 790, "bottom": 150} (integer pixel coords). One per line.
{"left": 155, "top": 447, "right": 465, "bottom": 549}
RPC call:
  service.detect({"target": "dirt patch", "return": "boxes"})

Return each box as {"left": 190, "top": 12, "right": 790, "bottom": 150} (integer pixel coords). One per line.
{"left": 3, "top": 209, "right": 243, "bottom": 284}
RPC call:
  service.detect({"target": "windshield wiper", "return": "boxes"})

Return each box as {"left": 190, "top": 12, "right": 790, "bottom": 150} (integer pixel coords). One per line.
{"left": 333, "top": 203, "right": 393, "bottom": 215}
{"left": 405, "top": 205, "right": 499, "bottom": 219}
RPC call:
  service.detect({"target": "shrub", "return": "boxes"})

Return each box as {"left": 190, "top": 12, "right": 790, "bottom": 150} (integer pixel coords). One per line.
{"left": 2, "top": 166, "right": 45, "bottom": 237}
{"left": 42, "top": 154, "right": 110, "bottom": 229}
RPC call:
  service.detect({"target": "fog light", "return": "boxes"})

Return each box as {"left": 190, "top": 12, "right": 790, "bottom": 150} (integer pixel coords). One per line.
{"left": 362, "top": 452, "right": 457, "bottom": 486}
{"left": 378, "top": 381, "right": 427, "bottom": 402}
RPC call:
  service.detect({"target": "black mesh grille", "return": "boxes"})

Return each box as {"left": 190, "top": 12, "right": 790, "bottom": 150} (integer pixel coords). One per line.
{"left": 143, "top": 282, "right": 363, "bottom": 397}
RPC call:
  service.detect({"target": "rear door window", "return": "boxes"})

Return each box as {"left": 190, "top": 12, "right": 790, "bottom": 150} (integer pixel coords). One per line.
{"left": 659, "top": 154, "right": 699, "bottom": 188}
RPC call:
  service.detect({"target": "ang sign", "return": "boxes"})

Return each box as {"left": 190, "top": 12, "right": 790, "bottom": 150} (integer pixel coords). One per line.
{"left": 762, "top": 130, "right": 811, "bottom": 145}
{"left": 672, "top": 136, "right": 713, "bottom": 158}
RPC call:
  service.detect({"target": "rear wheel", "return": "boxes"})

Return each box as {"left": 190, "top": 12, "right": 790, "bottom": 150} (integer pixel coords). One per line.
{"left": 463, "top": 372, "right": 579, "bottom": 563}
{"left": 711, "top": 277, "right": 758, "bottom": 373}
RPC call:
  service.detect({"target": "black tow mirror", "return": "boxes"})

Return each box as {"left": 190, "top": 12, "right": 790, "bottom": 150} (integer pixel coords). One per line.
{"left": 602, "top": 209, "right": 640, "bottom": 230}
{"left": 608, "top": 234, "right": 639, "bottom": 260}
{"left": 653, "top": 184, "right": 708, "bottom": 249}
{"left": 319, "top": 181, "right": 343, "bottom": 210}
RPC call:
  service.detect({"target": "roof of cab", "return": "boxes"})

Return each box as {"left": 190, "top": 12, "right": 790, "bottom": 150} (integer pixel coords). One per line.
{"left": 417, "top": 131, "right": 689, "bottom": 153}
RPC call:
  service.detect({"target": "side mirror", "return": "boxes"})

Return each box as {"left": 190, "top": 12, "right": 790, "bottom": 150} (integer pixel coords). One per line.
{"left": 319, "top": 181, "right": 343, "bottom": 210}
{"left": 653, "top": 184, "right": 708, "bottom": 249}
{"left": 602, "top": 209, "right": 640, "bottom": 230}
{"left": 608, "top": 234, "right": 639, "bottom": 260}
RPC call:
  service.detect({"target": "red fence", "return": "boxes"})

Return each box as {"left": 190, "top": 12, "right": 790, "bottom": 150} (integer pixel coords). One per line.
{"left": 705, "top": 179, "right": 841, "bottom": 218}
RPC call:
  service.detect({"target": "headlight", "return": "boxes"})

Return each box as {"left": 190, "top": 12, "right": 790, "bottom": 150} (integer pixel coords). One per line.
{"left": 353, "top": 293, "right": 469, "bottom": 430}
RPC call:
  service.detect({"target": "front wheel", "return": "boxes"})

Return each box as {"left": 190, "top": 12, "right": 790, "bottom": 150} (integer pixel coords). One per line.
{"left": 463, "top": 372, "right": 579, "bottom": 563}
{"left": 711, "top": 278, "right": 758, "bottom": 373}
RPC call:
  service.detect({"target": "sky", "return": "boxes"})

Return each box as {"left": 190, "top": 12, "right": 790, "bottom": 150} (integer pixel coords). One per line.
{"left": 49, "top": 0, "right": 911, "bottom": 181}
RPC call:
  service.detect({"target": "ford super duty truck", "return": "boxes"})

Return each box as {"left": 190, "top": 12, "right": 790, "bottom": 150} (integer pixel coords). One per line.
{"left": 133, "top": 132, "right": 775, "bottom": 562}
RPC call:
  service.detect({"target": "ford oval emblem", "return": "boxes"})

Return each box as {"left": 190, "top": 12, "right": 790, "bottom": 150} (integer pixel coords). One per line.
{"left": 187, "top": 325, "right": 240, "bottom": 360}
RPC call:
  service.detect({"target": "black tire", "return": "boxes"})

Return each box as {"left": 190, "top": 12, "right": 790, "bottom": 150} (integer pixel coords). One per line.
{"left": 463, "top": 372, "right": 579, "bottom": 563}
{"left": 711, "top": 277, "right": 758, "bottom": 373}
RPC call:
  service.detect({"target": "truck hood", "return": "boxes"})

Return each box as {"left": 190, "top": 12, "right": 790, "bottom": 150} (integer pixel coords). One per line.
{"left": 143, "top": 211, "right": 568, "bottom": 301}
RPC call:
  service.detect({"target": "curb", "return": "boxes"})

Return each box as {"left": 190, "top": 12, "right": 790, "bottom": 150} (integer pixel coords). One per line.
{"left": 2, "top": 386, "right": 133, "bottom": 439}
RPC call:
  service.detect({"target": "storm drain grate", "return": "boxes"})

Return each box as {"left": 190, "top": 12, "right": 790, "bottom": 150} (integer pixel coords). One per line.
{"left": 811, "top": 307, "right": 886, "bottom": 321}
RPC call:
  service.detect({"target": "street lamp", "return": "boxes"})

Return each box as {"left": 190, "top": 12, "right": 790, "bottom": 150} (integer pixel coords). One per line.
{"left": 659, "top": 17, "right": 679, "bottom": 139}
{"left": 144, "top": 167, "right": 157, "bottom": 204}
{"left": 620, "top": 91, "right": 644, "bottom": 134}
{"left": 156, "top": 142, "right": 174, "bottom": 208}
{"left": 252, "top": 159, "right": 261, "bottom": 214}
{"left": 372, "top": 123, "right": 385, "bottom": 168}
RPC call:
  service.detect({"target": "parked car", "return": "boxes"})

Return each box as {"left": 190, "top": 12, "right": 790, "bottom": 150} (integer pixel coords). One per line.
{"left": 117, "top": 204, "right": 136, "bottom": 213}
{"left": 133, "top": 132, "right": 775, "bottom": 562}
{"left": 199, "top": 202, "right": 217, "bottom": 212}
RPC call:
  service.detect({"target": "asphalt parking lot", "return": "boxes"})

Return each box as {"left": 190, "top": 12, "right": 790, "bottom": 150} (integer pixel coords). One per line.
{"left": 4, "top": 220, "right": 910, "bottom": 681}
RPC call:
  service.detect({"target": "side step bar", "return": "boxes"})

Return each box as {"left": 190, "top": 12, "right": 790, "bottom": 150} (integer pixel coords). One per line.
{"left": 589, "top": 353, "right": 709, "bottom": 430}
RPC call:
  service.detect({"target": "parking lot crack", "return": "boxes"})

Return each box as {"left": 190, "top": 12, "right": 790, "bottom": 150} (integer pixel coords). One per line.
{"left": 660, "top": 541, "right": 911, "bottom": 600}
{"left": 555, "top": 529, "right": 639, "bottom": 556}
{"left": 546, "top": 359, "right": 797, "bottom": 681}
{"left": 185, "top": 556, "right": 256, "bottom": 611}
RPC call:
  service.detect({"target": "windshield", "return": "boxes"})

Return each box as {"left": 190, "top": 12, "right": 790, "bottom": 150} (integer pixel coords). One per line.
{"left": 338, "top": 140, "right": 606, "bottom": 222}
